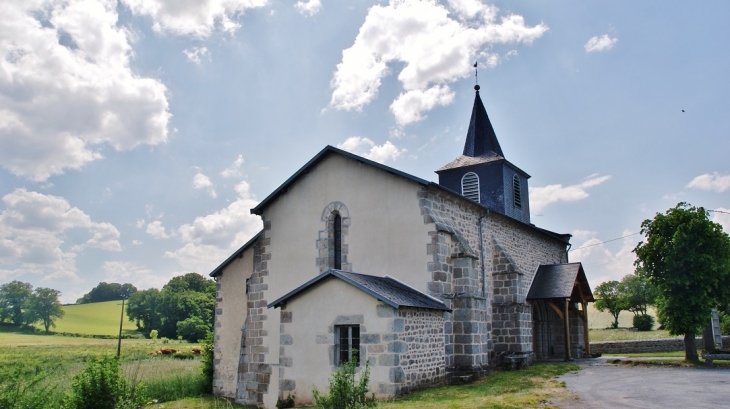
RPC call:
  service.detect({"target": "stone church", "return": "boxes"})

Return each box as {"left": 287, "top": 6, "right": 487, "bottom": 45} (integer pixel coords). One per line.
{"left": 210, "top": 86, "right": 594, "bottom": 408}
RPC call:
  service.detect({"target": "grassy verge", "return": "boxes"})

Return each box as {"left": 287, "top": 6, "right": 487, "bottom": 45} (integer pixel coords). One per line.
{"left": 145, "top": 396, "right": 252, "bottom": 408}
{"left": 379, "top": 363, "right": 580, "bottom": 409}
{"left": 588, "top": 329, "right": 677, "bottom": 342}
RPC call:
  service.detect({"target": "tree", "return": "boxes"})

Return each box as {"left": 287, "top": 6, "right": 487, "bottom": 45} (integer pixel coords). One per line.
{"left": 77, "top": 282, "right": 137, "bottom": 304}
{"left": 126, "top": 288, "right": 162, "bottom": 332}
{"left": 634, "top": 203, "right": 730, "bottom": 362}
{"left": 593, "top": 280, "right": 627, "bottom": 329}
{"left": 0, "top": 281, "right": 33, "bottom": 325}
{"left": 25, "top": 287, "right": 65, "bottom": 333}
{"left": 618, "top": 273, "right": 658, "bottom": 316}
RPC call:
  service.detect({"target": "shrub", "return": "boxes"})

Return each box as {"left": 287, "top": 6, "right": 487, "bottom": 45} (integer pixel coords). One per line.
{"left": 201, "top": 331, "right": 215, "bottom": 393}
{"left": 276, "top": 394, "right": 295, "bottom": 408}
{"left": 312, "top": 350, "right": 376, "bottom": 409}
{"left": 633, "top": 314, "right": 655, "bottom": 331}
{"left": 149, "top": 330, "right": 158, "bottom": 340}
{"left": 173, "top": 353, "right": 195, "bottom": 360}
{"left": 63, "top": 356, "right": 147, "bottom": 409}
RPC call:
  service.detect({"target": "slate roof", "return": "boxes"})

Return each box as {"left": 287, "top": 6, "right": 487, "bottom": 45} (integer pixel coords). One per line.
{"left": 209, "top": 230, "right": 262, "bottom": 277}
{"left": 463, "top": 88, "right": 503, "bottom": 158}
{"left": 268, "top": 269, "right": 451, "bottom": 312}
{"left": 527, "top": 263, "right": 594, "bottom": 302}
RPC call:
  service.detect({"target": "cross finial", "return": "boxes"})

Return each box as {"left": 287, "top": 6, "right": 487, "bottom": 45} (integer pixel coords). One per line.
{"left": 473, "top": 61, "right": 480, "bottom": 91}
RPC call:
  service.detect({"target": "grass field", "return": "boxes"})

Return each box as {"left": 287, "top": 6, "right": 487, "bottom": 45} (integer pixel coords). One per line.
{"left": 31, "top": 300, "right": 139, "bottom": 336}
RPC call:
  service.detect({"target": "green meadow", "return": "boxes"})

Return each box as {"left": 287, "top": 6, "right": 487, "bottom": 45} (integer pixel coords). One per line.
{"left": 30, "top": 300, "right": 139, "bottom": 336}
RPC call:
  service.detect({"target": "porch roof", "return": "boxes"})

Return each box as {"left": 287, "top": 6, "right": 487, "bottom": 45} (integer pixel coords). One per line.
{"left": 526, "top": 262, "right": 594, "bottom": 303}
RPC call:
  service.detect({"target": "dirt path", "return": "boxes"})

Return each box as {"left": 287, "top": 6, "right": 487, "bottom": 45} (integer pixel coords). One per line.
{"left": 551, "top": 360, "right": 730, "bottom": 408}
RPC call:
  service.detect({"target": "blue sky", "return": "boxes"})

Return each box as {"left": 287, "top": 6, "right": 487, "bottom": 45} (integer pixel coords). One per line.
{"left": 1, "top": 0, "right": 728, "bottom": 303}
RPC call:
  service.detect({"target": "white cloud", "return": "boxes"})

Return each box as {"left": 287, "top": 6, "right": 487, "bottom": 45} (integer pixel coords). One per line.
{"left": 131, "top": 239, "right": 143, "bottom": 245}
{"left": 569, "top": 229, "right": 639, "bottom": 290}
{"left": 530, "top": 174, "right": 611, "bottom": 213}
{"left": 103, "top": 261, "right": 174, "bottom": 290}
{"left": 329, "top": 0, "right": 548, "bottom": 125}
{"left": 294, "top": 0, "right": 322, "bottom": 17}
{"left": 584, "top": 34, "right": 618, "bottom": 53}
{"left": 389, "top": 85, "right": 455, "bottom": 125}
{"left": 183, "top": 46, "right": 210, "bottom": 64}
{"left": 192, "top": 172, "right": 217, "bottom": 198}
{"left": 121, "top": 0, "right": 269, "bottom": 38}
{"left": 146, "top": 220, "right": 170, "bottom": 239}
{"left": 337, "top": 137, "right": 406, "bottom": 163}
{"left": 220, "top": 155, "right": 244, "bottom": 178}
{"left": 686, "top": 172, "right": 730, "bottom": 193}
{"left": 0, "top": 0, "right": 170, "bottom": 182}
{"left": 166, "top": 181, "right": 262, "bottom": 273}
{"left": 0, "top": 188, "right": 120, "bottom": 283}
{"left": 712, "top": 208, "right": 730, "bottom": 234}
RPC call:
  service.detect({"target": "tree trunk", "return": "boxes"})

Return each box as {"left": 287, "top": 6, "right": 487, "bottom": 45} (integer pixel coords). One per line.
{"left": 684, "top": 333, "right": 699, "bottom": 362}
{"left": 613, "top": 314, "right": 620, "bottom": 329}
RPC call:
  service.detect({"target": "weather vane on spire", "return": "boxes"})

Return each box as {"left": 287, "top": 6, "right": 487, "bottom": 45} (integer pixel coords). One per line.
{"left": 473, "top": 61, "right": 480, "bottom": 91}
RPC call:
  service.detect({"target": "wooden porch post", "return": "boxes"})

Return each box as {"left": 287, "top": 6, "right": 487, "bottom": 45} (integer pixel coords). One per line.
{"left": 564, "top": 298, "right": 573, "bottom": 361}
{"left": 582, "top": 302, "right": 590, "bottom": 355}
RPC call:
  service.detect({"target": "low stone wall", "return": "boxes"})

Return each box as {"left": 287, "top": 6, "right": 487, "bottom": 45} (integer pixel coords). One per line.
{"left": 591, "top": 336, "right": 730, "bottom": 354}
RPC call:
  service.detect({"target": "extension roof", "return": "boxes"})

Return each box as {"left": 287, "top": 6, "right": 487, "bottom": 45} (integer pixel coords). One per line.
{"left": 268, "top": 269, "right": 451, "bottom": 311}
{"left": 526, "top": 263, "right": 594, "bottom": 303}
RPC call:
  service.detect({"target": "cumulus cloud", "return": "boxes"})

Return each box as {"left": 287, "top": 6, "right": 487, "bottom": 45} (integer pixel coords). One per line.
{"left": 183, "top": 46, "right": 210, "bottom": 64}
{"left": 102, "top": 260, "right": 174, "bottom": 290}
{"left": 530, "top": 174, "right": 611, "bottom": 213}
{"left": 584, "top": 34, "right": 618, "bottom": 53}
{"left": 220, "top": 155, "right": 244, "bottom": 178}
{"left": 337, "top": 137, "right": 406, "bottom": 163}
{"left": 686, "top": 172, "right": 730, "bottom": 193}
{"left": 146, "top": 220, "right": 171, "bottom": 239}
{"left": 192, "top": 172, "right": 217, "bottom": 198}
{"left": 712, "top": 208, "right": 730, "bottom": 234}
{"left": 0, "top": 0, "right": 170, "bottom": 182}
{"left": 0, "top": 188, "right": 120, "bottom": 283}
{"left": 569, "top": 229, "right": 639, "bottom": 290}
{"left": 329, "top": 0, "right": 548, "bottom": 125}
{"left": 165, "top": 181, "right": 262, "bottom": 273}
{"left": 295, "top": 0, "right": 322, "bottom": 16}
{"left": 121, "top": 0, "right": 268, "bottom": 38}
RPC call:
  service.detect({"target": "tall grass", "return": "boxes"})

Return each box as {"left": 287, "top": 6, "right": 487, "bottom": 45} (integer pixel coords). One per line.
{"left": 124, "top": 358, "right": 208, "bottom": 403}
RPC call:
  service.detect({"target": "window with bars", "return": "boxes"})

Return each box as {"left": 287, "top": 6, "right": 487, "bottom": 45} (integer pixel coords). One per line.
{"left": 461, "top": 172, "right": 480, "bottom": 203}
{"left": 335, "top": 325, "right": 360, "bottom": 366}
{"left": 513, "top": 175, "right": 522, "bottom": 208}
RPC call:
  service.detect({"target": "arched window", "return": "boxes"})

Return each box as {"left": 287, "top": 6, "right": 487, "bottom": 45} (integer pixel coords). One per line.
{"left": 461, "top": 172, "right": 480, "bottom": 203}
{"left": 513, "top": 175, "right": 522, "bottom": 208}
{"left": 333, "top": 213, "right": 342, "bottom": 269}
{"left": 317, "top": 202, "right": 351, "bottom": 273}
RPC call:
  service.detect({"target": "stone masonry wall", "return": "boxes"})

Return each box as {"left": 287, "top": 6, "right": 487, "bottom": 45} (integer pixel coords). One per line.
{"left": 237, "top": 221, "right": 272, "bottom": 406}
{"left": 591, "top": 336, "right": 730, "bottom": 354}
{"left": 399, "top": 308, "right": 446, "bottom": 393}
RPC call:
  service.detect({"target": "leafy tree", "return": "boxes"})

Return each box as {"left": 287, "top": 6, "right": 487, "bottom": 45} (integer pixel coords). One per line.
{"left": 126, "top": 288, "right": 162, "bottom": 332}
{"left": 618, "top": 273, "right": 658, "bottom": 316}
{"left": 593, "top": 280, "right": 627, "bottom": 329}
{"left": 0, "top": 281, "right": 33, "bottom": 325}
{"left": 158, "top": 289, "right": 214, "bottom": 339}
{"left": 177, "top": 316, "right": 209, "bottom": 342}
{"left": 25, "top": 287, "right": 65, "bottom": 333}
{"left": 634, "top": 203, "right": 730, "bottom": 362}
{"left": 77, "top": 282, "right": 137, "bottom": 304}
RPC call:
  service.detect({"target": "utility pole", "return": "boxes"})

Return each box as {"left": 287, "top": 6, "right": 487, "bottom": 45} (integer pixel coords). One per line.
{"left": 117, "top": 293, "right": 129, "bottom": 359}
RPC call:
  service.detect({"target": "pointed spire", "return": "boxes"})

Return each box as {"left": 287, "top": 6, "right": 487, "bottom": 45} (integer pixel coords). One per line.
{"left": 462, "top": 85, "right": 503, "bottom": 158}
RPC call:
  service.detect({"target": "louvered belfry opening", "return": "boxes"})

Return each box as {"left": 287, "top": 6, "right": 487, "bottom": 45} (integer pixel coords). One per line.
{"left": 461, "top": 172, "right": 480, "bottom": 203}
{"left": 513, "top": 175, "right": 522, "bottom": 208}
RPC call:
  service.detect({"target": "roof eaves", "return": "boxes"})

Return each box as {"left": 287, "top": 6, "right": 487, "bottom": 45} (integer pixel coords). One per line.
{"left": 251, "top": 146, "right": 432, "bottom": 216}
{"left": 209, "top": 230, "right": 263, "bottom": 277}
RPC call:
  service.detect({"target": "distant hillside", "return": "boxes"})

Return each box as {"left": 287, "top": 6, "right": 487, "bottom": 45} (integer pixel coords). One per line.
{"left": 587, "top": 303, "right": 659, "bottom": 330}
{"left": 33, "top": 300, "right": 138, "bottom": 336}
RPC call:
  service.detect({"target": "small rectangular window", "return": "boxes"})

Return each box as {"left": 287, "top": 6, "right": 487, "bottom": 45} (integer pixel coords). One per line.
{"left": 335, "top": 325, "right": 360, "bottom": 366}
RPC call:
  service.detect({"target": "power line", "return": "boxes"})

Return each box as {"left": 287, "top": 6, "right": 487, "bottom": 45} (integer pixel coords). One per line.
{"left": 569, "top": 232, "right": 641, "bottom": 252}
